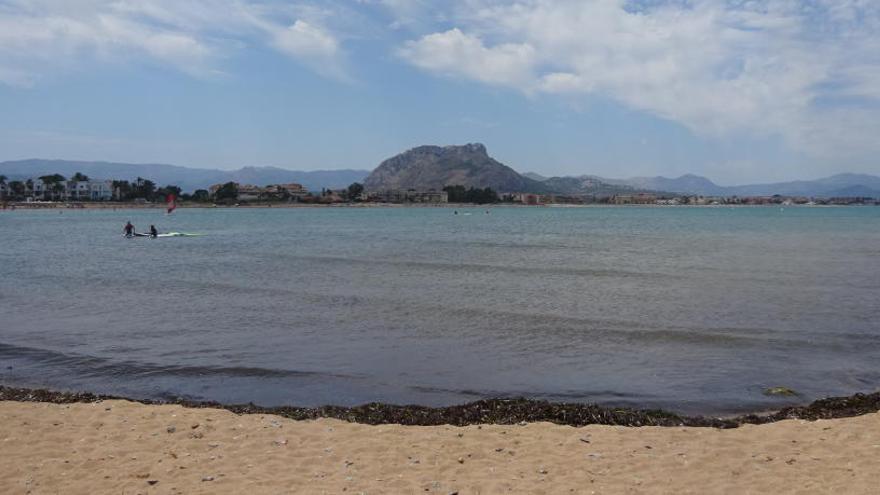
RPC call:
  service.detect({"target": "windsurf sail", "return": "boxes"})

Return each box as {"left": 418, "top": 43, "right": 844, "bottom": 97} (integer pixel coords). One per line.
{"left": 166, "top": 194, "right": 177, "bottom": 214}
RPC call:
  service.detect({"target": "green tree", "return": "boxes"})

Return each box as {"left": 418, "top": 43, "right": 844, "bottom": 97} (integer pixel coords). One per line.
{"left": 112, "top": 180, "right": 132, "bottom": 201}
{"left": 443, "top": 185, "right": 467, "bottom": 203}
{"left": 443, "top": 185, "right": 499, "bottom": 204}
{"left": 9, "top": 181, "right": 25, "bottom": 199}
{"left": 0, "top": 175, "right": 7, "bottom": 185}
{"left": 157, "top": 185, "right": 182, "bottom": 199}
{"left": 133, "top": 177, "right": 156, "bottom": 199}
{"left": 192, "top": 189, "right": 210, "bottom": 202}
{"left": 213, "top": 182, "right": 238, "bottom": 201}
{"left": 37, "top": 174, "right": 65, "bottom": 200}
{"left": 472, "top": 187, "right": 499, "bottom": 204}
{"left": 52, "top": 182, "right": 65, "bottom": 199}
{"left": 145, "top": 180, "right": 156, "bottom": 196}
{"left": 71, "top": 172, "right": 90, "bottom": 182}
{"left": 347, "top": 182, "right": 364, "bottom": 201}
{"left": 39, "top": 174, "right": 65, "bottom": 184}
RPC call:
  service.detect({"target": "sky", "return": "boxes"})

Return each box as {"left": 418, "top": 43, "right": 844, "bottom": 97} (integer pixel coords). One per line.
{"left": 0, "top": 0, "right": 879, "bottom": 184}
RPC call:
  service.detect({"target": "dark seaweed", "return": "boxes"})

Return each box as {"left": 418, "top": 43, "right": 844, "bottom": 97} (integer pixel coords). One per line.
{"left": 1, "top": 385, "right": 878, "bottom": 428}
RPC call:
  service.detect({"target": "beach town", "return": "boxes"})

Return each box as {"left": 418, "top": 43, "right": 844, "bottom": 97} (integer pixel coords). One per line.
{"left": 1, "top": 173, "right": 877, "bottom": 209}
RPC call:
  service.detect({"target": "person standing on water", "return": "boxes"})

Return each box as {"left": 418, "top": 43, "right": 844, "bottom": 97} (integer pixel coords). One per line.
{"left": 149, "top": 225, "right": 158, "bottom": 238}
{"left": 123, "top": 221, "right": 134, "bottom": 237}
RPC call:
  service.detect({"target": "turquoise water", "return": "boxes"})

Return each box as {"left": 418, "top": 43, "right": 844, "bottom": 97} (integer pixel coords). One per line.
{"left": 1, "top": 205, "right": 879, "bottom": 414}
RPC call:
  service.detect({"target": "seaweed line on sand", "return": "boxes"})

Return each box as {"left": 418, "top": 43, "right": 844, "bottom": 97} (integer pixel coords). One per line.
{"left": 1, "top": 385, "right": 878, "bottom": 429}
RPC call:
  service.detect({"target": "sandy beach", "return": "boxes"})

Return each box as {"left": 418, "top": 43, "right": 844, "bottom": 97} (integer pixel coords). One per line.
{"left": 1, "top": 399, "right": 878, "bottom": 494}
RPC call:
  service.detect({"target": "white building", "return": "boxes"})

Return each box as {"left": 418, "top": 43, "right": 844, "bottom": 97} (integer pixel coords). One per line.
{"left": 31, "top": 180, "right": 52, "bottom": 199}
{"left": 20, "top": 179, "right": 114, "bottom": 201}
{"left": 66, "top": 180, "right": 114, "bottom": 201}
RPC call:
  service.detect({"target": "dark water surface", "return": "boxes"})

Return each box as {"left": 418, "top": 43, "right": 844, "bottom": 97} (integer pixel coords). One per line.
{"left": 1, "top": 206, "right": 878, "bottom": 415}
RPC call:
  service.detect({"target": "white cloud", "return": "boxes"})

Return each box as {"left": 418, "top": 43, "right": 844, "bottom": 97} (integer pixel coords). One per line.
{"left": 275, "top": 20, "right": 339, "bottom": 59}
{"left": 271, "top": 20, "right": 351, "bottom": 81}
{"left": 398, "top": 0, "right": 880, "bottom": 157}
{"left": 0, "top": 0, "right": 350, "bottom": 85}
{"left": 399, "top": 28, "right": 535, "bottom": 87}
{"left": 4, "top": 0, "right": 879, "bottom": 163}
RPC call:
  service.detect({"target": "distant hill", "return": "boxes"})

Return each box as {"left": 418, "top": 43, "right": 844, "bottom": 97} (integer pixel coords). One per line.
{"left": 538, "top": 175, "right": 647, "bottom": 196}
{"left": 596, "top": 174, "right": 728, "bottom": 196}
{"left": 0, "top": 159, "right": 369, "bottom": 192}
{"left": 522, "top": 171, "right": 548, "bottom": 181}
{"left": 725, "top": 173, "right": 880, "bottom": 197}
{"left": 363, "top": 143, "right": 549, "bottom": 193}
{"left": 5, "top": 157, "right": 876, "bottom": 198}
{"left": 589, "top": 172, "right": 880, "bottom": 198}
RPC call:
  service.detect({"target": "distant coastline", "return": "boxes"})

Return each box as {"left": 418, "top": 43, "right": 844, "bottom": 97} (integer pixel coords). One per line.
{"left": 2, "top": 200, "right": 877, "bottom": 210}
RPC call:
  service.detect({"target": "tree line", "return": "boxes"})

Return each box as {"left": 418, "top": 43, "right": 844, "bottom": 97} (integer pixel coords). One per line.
{"left": 442, "top": 185, "right": 501, "bottom": 204}
{"left": 0, "top": 172, "right": 183, "bottom": 202}
{"left": 2, "top": 173, "right": 509, "bottom": 205}
{"left": 112, "top": 179, "right": 181, "bottom": 201}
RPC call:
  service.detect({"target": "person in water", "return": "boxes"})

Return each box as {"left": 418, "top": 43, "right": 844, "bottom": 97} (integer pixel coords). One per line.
{"left": 149, "top": 225, "right": 158, "bottom": 238}
{"left": 123, "top": 221, "right": 134, "bottom": 236}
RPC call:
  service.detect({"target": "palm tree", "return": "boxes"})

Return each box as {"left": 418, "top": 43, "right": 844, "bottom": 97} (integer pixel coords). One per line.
{"left": 112, "top": 180, "right": 131, "bottom": 201}
{"left": 9, "top": 181, "right": 25, "bottom": 199}
{"left": 38, "top": 174, "right": 65, "bottom": 184}
{"left": 37, "top": 174, "right": 66, "bottom": 200}
{"left": 52, "top": 182, "right": 65, "bottom": 201}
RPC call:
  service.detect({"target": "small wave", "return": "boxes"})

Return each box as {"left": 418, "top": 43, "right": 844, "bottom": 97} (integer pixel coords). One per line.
{"left": 408, "top": 385, "right": 651, "bottom": 401}
{"left": 0, "top": 342, "right": 353, "bottom": 380}
{"left": 268, "top": 253, "right": 682, "bottom": 280}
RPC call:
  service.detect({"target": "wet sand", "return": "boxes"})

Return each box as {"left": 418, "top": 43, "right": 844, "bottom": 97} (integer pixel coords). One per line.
{"left": 1, "top": 399, "right": 878, "bottom": 494}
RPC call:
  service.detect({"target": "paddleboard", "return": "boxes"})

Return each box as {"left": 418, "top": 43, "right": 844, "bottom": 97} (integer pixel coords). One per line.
{"left": 157, "top": 232, "right": 202, "bottom": 237}
{"left": 123, "top": 232, "right": 201, "bottom": 238}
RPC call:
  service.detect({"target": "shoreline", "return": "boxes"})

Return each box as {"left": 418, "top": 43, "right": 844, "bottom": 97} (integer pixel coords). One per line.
{"left": 2, "top": 385, "right": 879, "bottom": 428}
{"left": 2, "top": 390, "right": 879, "bottom": 493}
{"left": 2, "top": 200, "right": 873, "bottom": 210}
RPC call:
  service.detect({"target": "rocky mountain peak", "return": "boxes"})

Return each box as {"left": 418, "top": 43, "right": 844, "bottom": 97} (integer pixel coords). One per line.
{"left": 363, "top": 143, "right": 542, "bottom": 193}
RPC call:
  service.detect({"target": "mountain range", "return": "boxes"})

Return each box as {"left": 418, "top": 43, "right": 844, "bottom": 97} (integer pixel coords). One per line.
{"left": 364, "top": 144, "right": 880, "bottom": 198}
{"left": 2, "top": 151, "right": 879, "bottom": 198}
{"left": 0, "top": 159, "right": 369, "bottom": 193}
{"left": 560, "top": 173, "right": 880, "bottom": 198}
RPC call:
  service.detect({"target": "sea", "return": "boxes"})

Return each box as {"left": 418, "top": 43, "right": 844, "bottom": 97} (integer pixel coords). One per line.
{"left": 1, "top": 205, "right": 879, "bottom": 416}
